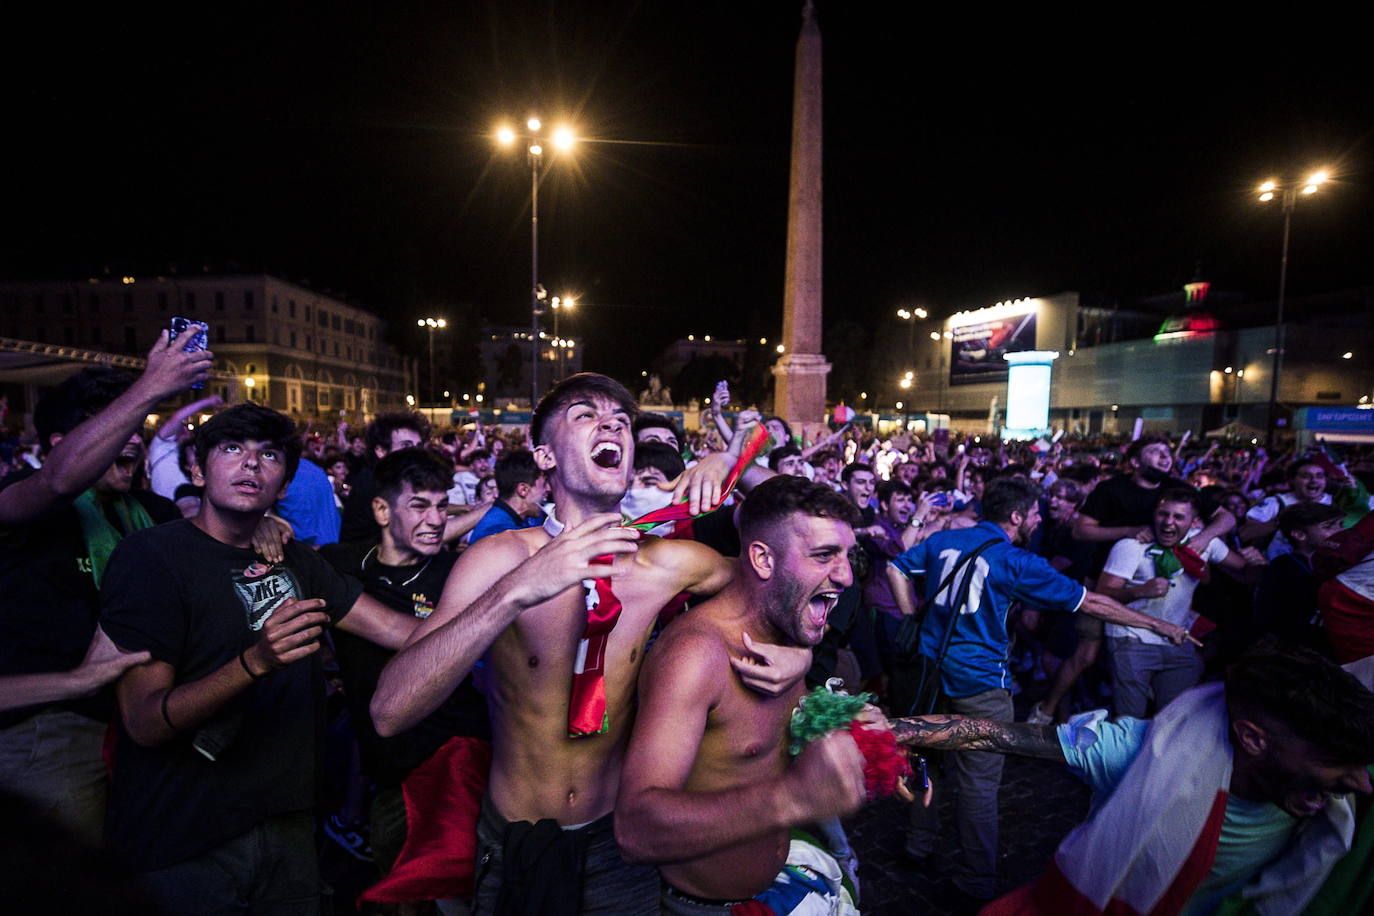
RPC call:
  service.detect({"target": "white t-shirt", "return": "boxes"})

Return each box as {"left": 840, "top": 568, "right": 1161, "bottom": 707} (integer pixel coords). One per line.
{"left": 1102, "top": 536, "right": 1229, "bottom": 643}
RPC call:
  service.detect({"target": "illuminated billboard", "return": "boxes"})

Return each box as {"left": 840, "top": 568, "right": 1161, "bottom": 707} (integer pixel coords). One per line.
{"left": 949, "top": 299, "right": 1038, "bottom": 385}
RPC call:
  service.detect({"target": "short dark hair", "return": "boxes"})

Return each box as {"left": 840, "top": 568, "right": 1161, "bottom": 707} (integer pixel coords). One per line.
{"left": 374, "top": 448, "right": 453, "bottom": 506}
{"left": 364, "top": 412, "right": 430, "bottom": 462}
{"left": 466, "top": 448, "right": 493, "bottom": 466}
{"left": 634, "top": 412, "right": 682, "bottom": 444}
{"left": 531, "top": 373, "right": 637, "bottom": 447}
{"left": 33, "top": 368, "right": 135, "bottom": 452}
{"left": 494, "top": 449, "right": 542, "bottom": 500}
{"left": 764, "top": 415, "right": 793, "bottom": 443}
{"left": 1226, "top": 640, "right": 1374, "bottom": 766}
{"left": 1277, "top": 500, "right": 1344, "bottom": 538}
{"left": 1155, "top": 487, "right": 1202, "bottom": 517}
{"left": 1125, "top": 436, "right": 1170, "bottom": 464}
{"left": 1047, "top": 478, "right": 1086, "bottom": 507}
{"left": 633, "top": 441, "right": 685, "bottom": 481}
{"left": 811, "top": 448, "right": 841, "bottom": 467}
{"left": 194, "top": 403, "right": 302, "bottom": 482}
{"left": 877, "top": 479, "right": 912, "bottom": 507}
{"left": 840, "top": 462, "right": 874, "bottom": 485}
{"left": 768, "top": 444, "right": 803, "bottom": 472}
{"left": 981, "top": 478, "right": 1042, "bottom": 523}
{"left": 1058, "top": 464, "right": 1099, "bottom": 486}
{"left": 1288, "top": 458, "right": 1326, "bottom": 480}
{"left": 738, "top": 475, "right": 861, "bottom": 549}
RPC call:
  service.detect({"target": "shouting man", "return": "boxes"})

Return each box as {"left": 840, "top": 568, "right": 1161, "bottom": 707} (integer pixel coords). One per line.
{"left": 372, "top": 373, "right": 804, "bottom": 915}
{"left": 616, "top": 475, "right": 869, "bottom": 913}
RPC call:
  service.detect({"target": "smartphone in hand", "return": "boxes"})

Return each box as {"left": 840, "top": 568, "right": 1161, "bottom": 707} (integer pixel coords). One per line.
{"left": 168, "top": 317, "right": 209, "bottom": 390}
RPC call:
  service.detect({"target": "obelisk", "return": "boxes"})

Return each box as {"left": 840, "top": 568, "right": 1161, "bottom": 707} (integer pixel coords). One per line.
{"left": 772, "top": 0, "right": 830, "bottom": 428}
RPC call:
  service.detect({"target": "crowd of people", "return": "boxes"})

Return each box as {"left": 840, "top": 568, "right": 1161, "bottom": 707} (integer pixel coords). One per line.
{"left": 1, "top": 329, "right": 1373, "bottom": 916}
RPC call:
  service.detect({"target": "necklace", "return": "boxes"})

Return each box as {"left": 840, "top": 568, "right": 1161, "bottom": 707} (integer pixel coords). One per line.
{"left": 361, "top": 544, "right": 433, "bottom": 588}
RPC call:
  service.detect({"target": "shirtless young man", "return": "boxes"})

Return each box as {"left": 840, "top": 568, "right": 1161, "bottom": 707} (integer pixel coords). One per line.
{"left": 615, "top": 475, "right": 870, "bottom": 914}
{"left": 371, "top": 373, "right": 803, "bottom": 915}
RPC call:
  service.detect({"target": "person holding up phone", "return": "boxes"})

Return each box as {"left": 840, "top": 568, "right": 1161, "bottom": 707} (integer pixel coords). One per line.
{"left": 0, "top": 331, "right": 211, "bottom": 847}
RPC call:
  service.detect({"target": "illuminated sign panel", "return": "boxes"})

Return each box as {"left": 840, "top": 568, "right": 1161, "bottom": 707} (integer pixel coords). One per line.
{"left": 1002, "top": 350, "right": 1059, "bottom": 440}
{"left": 949, "top": 299, "right": 1039, "bottom": 386}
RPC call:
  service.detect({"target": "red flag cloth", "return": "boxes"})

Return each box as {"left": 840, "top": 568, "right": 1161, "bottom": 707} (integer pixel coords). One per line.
{"left": 360, "top": 736, "right": 492, "bottom": 904}
{"left": 847, "top": 720, "right": 912, "bottom": 799}
{"left": 1174, "top": 544, "right": 1210, "bottom": 584}
{"left": 568, "top": 556, "right": 623, "bottom": 737}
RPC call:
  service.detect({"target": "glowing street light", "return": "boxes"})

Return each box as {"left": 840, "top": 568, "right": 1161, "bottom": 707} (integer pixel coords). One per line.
{"left": 418, "top": 317, "right": 448, "bottom": 406}
{"left": 495, "top": 116, "right": 577, "bottom": 405}
{"left": 1256, "top": 167, "right": 1332, "bottom": 446}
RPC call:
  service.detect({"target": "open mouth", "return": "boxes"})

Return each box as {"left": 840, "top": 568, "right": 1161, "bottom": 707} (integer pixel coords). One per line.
{"left": 232, "top": 478, "right": 262, "bottom": 494}
{"left": 591, "top": 442, "right": 623, "bottom": 469}
{"left": 414, "top": 529, "right": 442, "bottom": 544}
{"left": 1289, "top": 790, "right": 1328, "bottom": 816}
{"left": 806, "top": 590, "right": 841, "bottom": 630}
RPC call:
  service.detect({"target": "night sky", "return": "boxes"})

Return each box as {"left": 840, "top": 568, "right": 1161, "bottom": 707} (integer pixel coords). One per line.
{"left": 4, "top": 4, "right": 1370, "bottom": 388}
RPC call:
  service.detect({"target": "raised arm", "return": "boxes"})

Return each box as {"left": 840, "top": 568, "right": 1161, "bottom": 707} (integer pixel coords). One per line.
{"left": 1080, "top": 590, "right": 1198, "bottom": 646}
{"left": 890, "top": 714, "right": 1065, "bottom": 761}
{"left": 615, "top": 633, "right": 865, "bottom": 864}
{"left": 1073, "top": 513, "right": 1149, "bottom": 544}
{"left": 0, "top": 331, "right": 212, "bottom": 525}
{"left": 371, "top": 514, "right": 641, "bottom": 737}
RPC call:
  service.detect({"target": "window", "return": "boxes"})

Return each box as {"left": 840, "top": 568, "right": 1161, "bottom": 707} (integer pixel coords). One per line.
{"left": 244, "top": 290, "right": 255, "bottom": 310}
{"left": 306, "top": 335, "right": 312, "bottom": 350}
{"left": 320, "top": 338, "right": 327, "bottom": 354}
{"left": 273, "top": 328, "right": 280, "bottom": 345}
{"left": 305, "top": 306, "right": 312, "bottom": 321}
{"left": 271, "top": 295, "right": 279, "bottom": 313}
{"left": 318, "top": 310, "right": 329, "bottom": 328}
{"left": 245, "top": 325, "right": 256, "bottom": 343}
{"left": 215, "top": 291, "right": 226, "bottom": 311}
{"left": 334, "top": 341, "right": 339, "bottom": 356}
{"left": 331, "top": 315, "right": 340, "bottom": 331}
{"left": 289, "top": 299, "right": 297, "bottom": 318}
{"left": 123, "top": 292, "right": 134, "bottom": 312}
{"left": 290, "top": 331, "right": 297, "bottom": 348}
{"left": 345, "top": 319, "right": 355, "bottom": 335}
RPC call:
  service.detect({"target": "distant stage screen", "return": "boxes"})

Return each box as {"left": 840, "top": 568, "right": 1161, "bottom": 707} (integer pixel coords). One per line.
{"left": 950, "top": 311, "right": 1037, "bottom": 385}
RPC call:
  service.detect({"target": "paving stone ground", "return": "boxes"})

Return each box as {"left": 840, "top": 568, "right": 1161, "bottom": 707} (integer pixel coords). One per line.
{"left": 845, "top": 751, "right": 1090, "bottom": 915}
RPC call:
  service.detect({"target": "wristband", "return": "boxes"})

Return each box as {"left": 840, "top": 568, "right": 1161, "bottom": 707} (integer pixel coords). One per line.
{"left": 161, "top": 688, "right": 178, "bottom": 731}
{"left": 239, "top": 649, "right": 263, "bottom": 681}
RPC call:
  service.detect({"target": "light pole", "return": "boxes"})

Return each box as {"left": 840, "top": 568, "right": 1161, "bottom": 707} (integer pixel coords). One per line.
{"left": 896, "top": 307, "right": 927, "bottom": 375}
{"left": 417, "top": 317, "right": 447, "bottom": 406}
{"left": 497, "top": 118, "right": 576, "bottom": 407}
{"left": 1257, "top": 169, "right": 1329, "bottom": 447}
{"left": 551, "top": 295, "right": 576, "bottom": 379}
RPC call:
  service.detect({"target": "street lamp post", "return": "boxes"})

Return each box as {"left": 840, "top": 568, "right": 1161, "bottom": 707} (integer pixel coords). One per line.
{"left": 1257, "top": 169, "right": 1328, "bottom": 447}
{"left": 417, "top": 317, "right": 447, "bottom": 406}
{"left": 497, "top": 118, "right": 576, "bottom": 407}
{"left": 551, "top": 295, "right": 575, "bottom": 380}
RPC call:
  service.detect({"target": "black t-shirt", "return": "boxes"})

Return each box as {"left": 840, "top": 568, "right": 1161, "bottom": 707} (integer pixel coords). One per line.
{"left": 100, "top": 519, "right": 363, "bottom": 872}
{"left": 0, "top": 469, "right": 178, "bottom": 729}
{"left": 319, "top": 541, "right": 490, "bottom": 787}
{"left": 1078, "top": 473, "right": 1216, "bottom": 574}
{"left": 339, "top": 465, "right": 379, "bottom": 543}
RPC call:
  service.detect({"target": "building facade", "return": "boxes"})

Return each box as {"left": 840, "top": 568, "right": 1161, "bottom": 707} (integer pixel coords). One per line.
{"left": 898, "top": 288, "right": 1374, "bottom": 439}
{"left": 1, "top": 274, "right": 415, "bottom": 423}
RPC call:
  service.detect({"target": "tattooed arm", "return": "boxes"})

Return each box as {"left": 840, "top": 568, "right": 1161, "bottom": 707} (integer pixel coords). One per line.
{"left": 890, "top": 715, "right": 1065, "bottom": 762}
